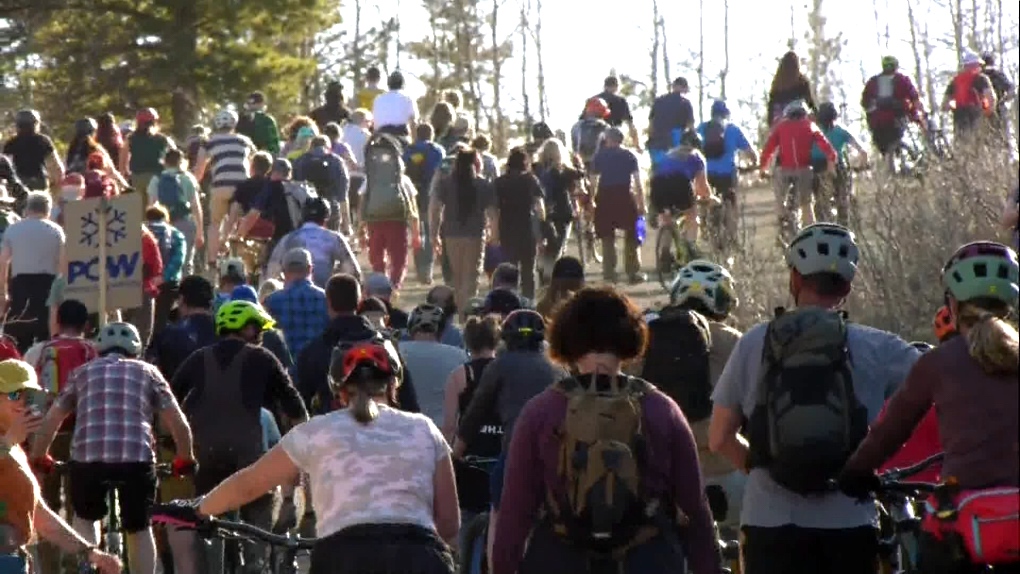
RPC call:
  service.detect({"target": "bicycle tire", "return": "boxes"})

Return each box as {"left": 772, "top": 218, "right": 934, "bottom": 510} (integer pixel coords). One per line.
{"left": 655, "top": 223, "right": 682, "bottom": 291}
{"left": 457, "top": 512, "right": 491, "bottom": 574}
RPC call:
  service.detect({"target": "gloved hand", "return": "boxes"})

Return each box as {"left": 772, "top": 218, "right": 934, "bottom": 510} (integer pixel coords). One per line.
{"left": 171, "top": 457, "right": 197, "bottom": 477}
{"left": 31, "top": 454, "right": 55, "bottom": 475}
{"left": 152, "top": 499, "right": 204, "bottom": 527}
{"left": 273, "top": 497, "right": 297, "bottom": 533}
{"left": 837, "top": 469, "right": 880, "bottom": 500}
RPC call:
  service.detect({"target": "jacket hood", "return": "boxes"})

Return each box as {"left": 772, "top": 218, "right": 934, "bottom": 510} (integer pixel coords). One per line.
{"left": 323, "top": 314, "right": 377, "bottom": 346}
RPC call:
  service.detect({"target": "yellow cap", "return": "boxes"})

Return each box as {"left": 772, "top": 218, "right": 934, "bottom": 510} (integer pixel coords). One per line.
{"left": 0, "top": 359, "right": 42, "bottom": 394}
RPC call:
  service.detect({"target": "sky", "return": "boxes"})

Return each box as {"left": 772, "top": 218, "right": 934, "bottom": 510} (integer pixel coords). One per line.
{"left": 346, "top": 0, "right": 1020, "bottom": 134}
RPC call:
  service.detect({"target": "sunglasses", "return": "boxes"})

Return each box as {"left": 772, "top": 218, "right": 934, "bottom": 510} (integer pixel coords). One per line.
{"left": 4, "top": 390, "right": 24, "bottom": 402}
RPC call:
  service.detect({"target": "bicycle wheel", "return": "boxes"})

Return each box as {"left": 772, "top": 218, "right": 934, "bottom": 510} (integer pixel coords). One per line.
{"left": 458, "top": 512, "right": 490, "bottom": 574}
{"left": 655, "top": 223, "right": 682, "bottom": 291}
{"left": 585, "top": 221, "right": 603, "bottom": 264}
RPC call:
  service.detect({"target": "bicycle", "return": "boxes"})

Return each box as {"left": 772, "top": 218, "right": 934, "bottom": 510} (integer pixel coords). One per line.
{"left": 875, "top": 452, "right": 944, "bottom": 574}
{"left": 457, "top": 455, "right": 501, "bottom": 574}
{"left": 152, "top": 512, "right": 316, "bottom": 574}
{"left": 43, "top": 461, "right": 179, "bottom": 573}
{"left": 703, "top": 165, "right": 758, "bottom": 255}
{"left": 654, "top": 197, "right": 720, "bottom": 292}
{"left": 811, "top": 162, "right": 870, "bottom": 227}
{"left": 571, "top": 188, "right": 602, "bottom": 267}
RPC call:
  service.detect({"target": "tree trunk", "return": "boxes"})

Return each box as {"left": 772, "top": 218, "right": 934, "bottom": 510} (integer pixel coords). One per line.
{"left": 906, "top": 1, "right": 926, "bottom": 106}
{"left": 491, "top": 0, "right": 506, "bottom": 152}
{"left": 660, "top": 16, "right": 671, "bottom": 85}
{"left": 788, "top": 1, "right": 797, "bottom": 50}
{"left": 720, "top": 0, "right": 729, "bottom": 99}
{"left": 427, "top": 2, "right": 441, "bottom": 96}
{"left": 697, "top": 0, "right": 705, "bottom": 120}
{"left": 650, "top": 0, "right": 660, "bottom": 99}
{"left": 535, "top": 0, "right": 548, "bottom": 121}
{"left": 351, "top": 0, "right": 365, "bottom": 91}
{"left": 950, "top": 0, "right": 965, "bottom": 66}
{"left": 169, "top": 3, "right": 199, "bottom": 140}
{"left": 520, "top": 0, "right": 531, "bottom": 128}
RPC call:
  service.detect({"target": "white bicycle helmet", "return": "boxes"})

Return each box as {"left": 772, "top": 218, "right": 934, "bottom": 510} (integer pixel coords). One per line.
{"left": 408, "top": 303, "right": 445, "bottom": 334}
{"left": 97, "top": 322, "right": 143, "bottom": 356}
{"left": 213, "top": 109, "right": 238, "bottom": 130}
{"left": 785, "top": 223, "right": 860, "bottom": 282}
{"left": 218, "top": 257, "right": 246, "bottom": 279}
{"left": 670, "top": 260, "right": 738, "bottom": 317}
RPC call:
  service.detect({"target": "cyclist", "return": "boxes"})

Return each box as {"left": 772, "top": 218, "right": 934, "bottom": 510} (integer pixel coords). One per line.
{"left": 373, "top": 71, "right": 419, "bottom": 144}
{"left": 580, "top": 75, "right": 642, "bottom": 151}
{"left": 942, "top": 52, "right": 997, "bottom": 137}
{"left": 663, "top": 260, "right": 745, "bottom": 529}
{"left": 294, "top": 134, "right": 350, "bottom": 232}
{"left": 2, "top": 109, "right": 64, "bottom": 192}
{"left": 649, "top": 129, "right": 715, "bottom": 250}
{"left": 535, "top": 255, "right": 585, "bottom": 320}
{"left": 192, "top": 109, "right": 253, "bottom": 268}
{"left": 405, "top": 123, "right": 447, "bottom": 282}
{"left": 145, "top": 205, "right": 187, "bottom": 333}
{"left": 120, "top": 108, "right": 175, "bottom": 194}
{"left": 760, "top": 100, "right": 837, "bottom": 242}
{"left": 1, "top": 359, "right": 123, "bottom": 574}
{"left": 169, "top": 300, "right": 307, "bottom": 574}
{"left": 266, "top": 197, "right": 361, "bottom": 288}
{"left": 862, "top": 56, "right": 926, "bottom": 158}
{"left": 535, "top": 139, "right": 586, "bottom": 281}
{"left": 841, "top": 241, "right": 1019, "bottom": 566}
{"left": 812, "top": 102, "right": 869, "bottom": 225}
{"left": 648, "top": 77, "right": 695, "bottom": 167}
{"left": 400, "top": 303, "right": 468, "bottom": 425}
{"left": 30, "top": 323, "right": 195, "bottom": 574}
{"left": 161, "top": 337, "right": 459, "bottom": 574}
{"left": 96, "top": 112, "right": 124, "bottom": 169}
{"left": 236, "top": 91, "right": 281, "bottom": 156}
{"left": 697, "top": 100, "right": 759, "bottom": 247}
{"left": 570, "top": 97, "right": 611, "bottom": 169}
{"left": 589, "top": 127, "right": 646, "bottom": 284}
{"left": 309, "top": 80, "right": 351, "bottom": 131}
{"left": 424, "top": 284, "right": 467, "bottom": 347}
{"left": 492, "top": 287, "right": 718, "bottom": 574}
{"left": 525, "top": 121, "right": 555, "bottom": 158}
{"left": 709, "top": 223, "right": 919, "bottom": 573}
{"left": 264, "top": 248, "right": 329, "bottom": 359}
{"left": 227, "top": 285, "right": 293, "bottom": 371}
{"left": 65, "top": 118, "right": 127, "bottom": 189}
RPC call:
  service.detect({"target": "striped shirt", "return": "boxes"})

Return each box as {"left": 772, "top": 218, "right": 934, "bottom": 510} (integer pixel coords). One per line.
{"left": 203, "top": 132, "right": 254, "bottom": 188}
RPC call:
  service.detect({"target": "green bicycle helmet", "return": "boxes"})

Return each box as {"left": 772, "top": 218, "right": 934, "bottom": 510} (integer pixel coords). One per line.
{"left": 215, "top": 300, "right": 276, "bottom": 335}
{"left": 786, "top": 223, "right": 860, "bottom": 282}
{"left": 941, "top": 241, "right": 1019, "bottom": 306}
{"left": 881, "top": 56, "right": 899, "bottom": 70}
{"left": 97, "top": 322, "right": 143, "bottom": 356}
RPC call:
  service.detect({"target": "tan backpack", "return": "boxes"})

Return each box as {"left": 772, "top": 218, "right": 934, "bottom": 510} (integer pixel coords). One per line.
{"left": 546, "top": 374, "right": 662, "bottom": 556}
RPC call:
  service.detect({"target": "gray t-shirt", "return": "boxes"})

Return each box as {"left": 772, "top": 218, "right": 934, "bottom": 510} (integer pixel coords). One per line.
{"left": 433, "top": 176, "right": 494, "bottom": 238}
{"left": 710, "top": 317, "right": 920, "bottom": 529}
{"left": 399, "top": 340, "right": 469, "bottom": 426}
{"left": 1, "top": 217, "right": 65, "bottom": 276}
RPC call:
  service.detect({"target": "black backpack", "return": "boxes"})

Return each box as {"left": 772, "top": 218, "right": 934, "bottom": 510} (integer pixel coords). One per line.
{"left": 746, "top": 307, "right": 868, "bottom": 495}
{"left": 302, "top": 156, "right": 333, "bottom": 200}
{"left": 639, "top": 307, "right": 713, "bottom": 422}
{"left": 703, "top": 121, "right": 727, "bottom": 160}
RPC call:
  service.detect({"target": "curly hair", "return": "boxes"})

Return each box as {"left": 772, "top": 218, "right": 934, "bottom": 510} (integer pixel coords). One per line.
{"left": 547, "top": 286, "right": 647, "bottom": 364}
{"left": 283, "top": 115, "right": 317, "bottom": 142}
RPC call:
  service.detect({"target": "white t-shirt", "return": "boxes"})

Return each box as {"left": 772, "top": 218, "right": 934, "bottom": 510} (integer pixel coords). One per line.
{"left": 280, "top": 405, "right": 450, "bottom": 538}
{"left": 372, "top": 90, "right": 418, "bottom": 129}
{"left": 341, "top": 125, "right": 370, "bottom": 171}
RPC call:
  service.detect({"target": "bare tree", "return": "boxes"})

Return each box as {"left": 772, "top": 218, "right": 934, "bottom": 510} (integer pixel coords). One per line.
{"left": 660, "top": 16, "right": 671, "bottom": 86}
{"left": 650, "top": 0, "right": 660, "bottom": 99}
{"left": 490, "top": 0, "right": 506, "bottom": 150}
{"left": 534, "top": 0, "right": 548, "bottom": 121}
{"left": 697, "top": 0, "right": 705, "bottom": 120}
{"left": 720, "top": 0, "right": 730, "bottom": 99}
{"left": 520, "top": 0, "right": 531, "bottom": 128}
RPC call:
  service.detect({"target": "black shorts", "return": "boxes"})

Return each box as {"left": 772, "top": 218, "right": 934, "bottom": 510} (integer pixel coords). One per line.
{"left": 707, "top": 173, "right": 737, "bottom": 205}
{"left": 69, "top": 461, "right": 157, "bottom": 532}
{"left": 650, "top": 173, "right": 695, "bottom": 216}
{"left": 869, "top": 122, "right": 906, "bottom": 154}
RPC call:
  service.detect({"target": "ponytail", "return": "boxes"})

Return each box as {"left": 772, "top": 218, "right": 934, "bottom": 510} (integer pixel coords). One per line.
{"left": 340, "top": 376, "right": 400, "bottom": 425}
{"left": 957, "top": 301, "right": 1019, "bottom": 376}
{"left": 350, "top": 389, "right": 380, "bottom": 424}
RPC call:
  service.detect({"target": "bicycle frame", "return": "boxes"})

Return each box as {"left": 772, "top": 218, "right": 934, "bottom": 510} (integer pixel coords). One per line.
{"left": 877, "top": 453, "right": 944, "bottom": 574}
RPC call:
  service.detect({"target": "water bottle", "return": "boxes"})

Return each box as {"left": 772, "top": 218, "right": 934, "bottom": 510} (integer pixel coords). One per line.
{"left": 635, "top": 215, "right": 647, "bottom": 246}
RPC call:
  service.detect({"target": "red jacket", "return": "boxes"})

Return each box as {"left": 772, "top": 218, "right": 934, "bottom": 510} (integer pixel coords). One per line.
{"left": 876, "top": 404, "right": 942, "bottom": 483}
{"left": 760, "top": 118, "right": 836, "bottom": 170}
{"left": 141, "top": 226, "right": 163, "bottom": 297}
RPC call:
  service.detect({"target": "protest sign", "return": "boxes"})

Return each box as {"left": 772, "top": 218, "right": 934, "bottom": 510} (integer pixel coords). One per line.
{"left": 64, "top": 195, "right": 143, "bottom": 313}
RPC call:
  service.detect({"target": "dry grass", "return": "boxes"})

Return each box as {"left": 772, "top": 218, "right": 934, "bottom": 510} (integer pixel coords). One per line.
{"left": 719, "top": 137, "right": 1015, "bottom": 340}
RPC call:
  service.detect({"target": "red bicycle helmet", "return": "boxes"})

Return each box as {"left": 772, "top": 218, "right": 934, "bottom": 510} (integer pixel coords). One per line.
{"left": 932, "top": 305, "right": 956, "bottom": 343}
{"left": 135, "top": 107, "right": 159, "bottom": 125}
{"left": 584, "top": 97, "right": 611, "bottom": 120}
{"left": 328, "top": 338, "right": 402, "bottom": 393}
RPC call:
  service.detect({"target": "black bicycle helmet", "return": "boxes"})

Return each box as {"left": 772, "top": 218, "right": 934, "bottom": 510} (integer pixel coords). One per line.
{"left": 483, "top": 288, "right": 523, "bottom": 317}
{"left": 501, "top": 309, "right": 545, "bottom": 346}
{"left": 302, "top": 196, "right": 331, "bottom": 223}
{"left": 15, "top": 109, "right": 40, "bottom": 127}
{"left": 531, "top": 121, "right": 554, "bottom": 141}
{"left": 74, "top": 117, "right": 98, "bottom": 138}
{"left": 816, "top": 102, "right": 838, "bottom": 125}
{"left": 679, "top": 129, "right": 703, "bottom": 151}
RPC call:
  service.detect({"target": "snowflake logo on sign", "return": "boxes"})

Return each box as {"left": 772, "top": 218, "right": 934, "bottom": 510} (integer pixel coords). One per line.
{"left": 79, "top": 206, "right": 128, "bottom": 248}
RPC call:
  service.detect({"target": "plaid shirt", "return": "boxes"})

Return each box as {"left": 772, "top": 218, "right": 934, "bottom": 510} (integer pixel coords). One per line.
{"left": 56, "top": 354, "right": 176, "bottom": 463}
{"left": 265, "top": 278, "right": 329, "bottom": 359}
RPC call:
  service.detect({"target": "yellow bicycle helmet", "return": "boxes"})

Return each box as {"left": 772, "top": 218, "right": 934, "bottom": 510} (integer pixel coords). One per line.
{"left": 215, "top": 300, "right": 275, "bottom": 335}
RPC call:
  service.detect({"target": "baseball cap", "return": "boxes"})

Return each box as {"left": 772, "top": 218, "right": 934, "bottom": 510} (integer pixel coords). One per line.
{"left": 283, "top": 248, "right": 313, "bottom": 269}
{"left": 0, "top": 359, "right": 42, "bottom": 394}
{"left": 230, "top": 285, "right": 260, "bottom": 303}
{"left": 365, "top": 273, "right": 393, "bottom": 297}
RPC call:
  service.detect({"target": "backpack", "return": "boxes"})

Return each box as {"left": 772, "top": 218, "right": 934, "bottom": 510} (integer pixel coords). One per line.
{"left": 362, "top": 134, "right": 409, "bottom": 223}
{"left": 301, "top": 156, "right": 333, "bottom": 200}
{"left": 156, "top": 172, "right": 191, "bottom": 221}
{"left": 33, "top": 337, "right": 97, "bottom": 432}
{"left": 576, "top": 119, "right": 607, "bottom": 162}
{"left": 546, "top": 374, "right": 661, "bottom": 553}
{"left": 703, "top": 121, "right": 728, "bottom": 160}
{"left": 183, "top": 346, "right": 264, "bottom": 467}
{"left": 953, "top": 71, "right": 983, "bottom": 111}
{"left": 746, "top": 307, "right": 868, "bottom": 495}
{"left": 405, "top": 145, "right": 430, "bottom": 191}
{"left": 282, "top": 180, "right": 317, "bottom": 230}
{"left": 146, "top": 223, "right": 177, "bottom": 283}
{"left": 639, "top": 307, "right": 713, "bottom": 423}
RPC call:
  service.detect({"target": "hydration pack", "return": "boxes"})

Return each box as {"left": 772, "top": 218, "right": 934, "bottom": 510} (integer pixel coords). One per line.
{"left": 362, "top": 134, "right": 409, "bottom": 223}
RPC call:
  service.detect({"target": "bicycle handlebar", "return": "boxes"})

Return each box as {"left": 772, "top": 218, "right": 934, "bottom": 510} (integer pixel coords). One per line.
{"left": 154, "top": 515, "right": 317, "bottom": 550}
{"left": 876, "top": 452, "right": 944, "bottom": 497}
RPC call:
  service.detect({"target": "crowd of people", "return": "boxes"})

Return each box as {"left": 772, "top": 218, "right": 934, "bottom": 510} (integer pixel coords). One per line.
{"left": 0, "top": 49, "right": 1017, "bottom": 574}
